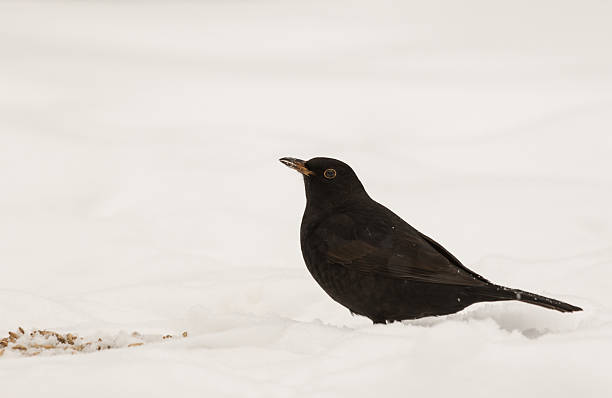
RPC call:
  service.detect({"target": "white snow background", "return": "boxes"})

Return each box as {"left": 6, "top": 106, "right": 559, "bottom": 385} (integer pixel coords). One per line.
{"left": 1, "top": 0, "right": 611, "bottom": 396}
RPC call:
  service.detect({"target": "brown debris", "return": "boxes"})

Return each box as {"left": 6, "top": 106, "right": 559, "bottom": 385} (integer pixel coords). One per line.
{"left": 66, "top": 334, "right": 77, "bottom": 345}
{"left": 1, "top": 328, "right": 190, "bottom": 358}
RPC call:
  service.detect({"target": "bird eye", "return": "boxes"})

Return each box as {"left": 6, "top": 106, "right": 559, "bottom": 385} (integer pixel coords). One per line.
{"left": 324, "top": 168, "right": 336, "bottom": 179}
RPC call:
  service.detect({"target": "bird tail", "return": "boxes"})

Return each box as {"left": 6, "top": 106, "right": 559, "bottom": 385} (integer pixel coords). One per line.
{"left": 471, "top": 284, "right": 582, "bottom": 313}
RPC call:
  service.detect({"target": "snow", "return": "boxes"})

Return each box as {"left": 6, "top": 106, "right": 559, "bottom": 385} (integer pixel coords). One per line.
{"left": 1, "top": 0, "right": 611, "bottom": 396}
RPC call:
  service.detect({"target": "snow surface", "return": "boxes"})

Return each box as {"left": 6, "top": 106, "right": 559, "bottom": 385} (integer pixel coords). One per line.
{"left": 1, "top": 0, "right": 611, "bottom": 396}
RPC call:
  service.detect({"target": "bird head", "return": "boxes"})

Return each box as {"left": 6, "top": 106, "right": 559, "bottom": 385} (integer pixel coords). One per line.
{"left": 279, "top": 157, "right": 368, "bottom": 206}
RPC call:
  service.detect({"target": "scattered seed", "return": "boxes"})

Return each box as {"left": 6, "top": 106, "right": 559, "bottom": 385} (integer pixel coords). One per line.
{"left": 0, "top": 328, "right": 175, "bottom": 358}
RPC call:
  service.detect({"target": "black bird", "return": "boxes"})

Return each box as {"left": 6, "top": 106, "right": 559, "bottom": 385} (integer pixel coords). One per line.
{"left": 280, "top": 157, "right": 582, "bottom": 324}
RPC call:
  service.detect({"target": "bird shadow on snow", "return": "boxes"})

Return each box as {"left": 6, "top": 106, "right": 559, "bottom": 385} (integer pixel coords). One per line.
{"left": 403, "top": 302, "right": 597, "bottom": 339}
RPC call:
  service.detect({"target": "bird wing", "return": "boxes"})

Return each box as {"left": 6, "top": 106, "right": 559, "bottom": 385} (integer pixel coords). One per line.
{"left": 320, "top": 209, "right": 490, "bottom": 287}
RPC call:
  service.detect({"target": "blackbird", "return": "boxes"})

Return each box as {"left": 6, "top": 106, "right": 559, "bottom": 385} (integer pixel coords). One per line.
{"left": 280, "top": 156, "right": 582, "bottom": 323}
